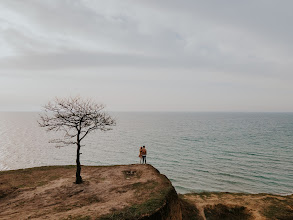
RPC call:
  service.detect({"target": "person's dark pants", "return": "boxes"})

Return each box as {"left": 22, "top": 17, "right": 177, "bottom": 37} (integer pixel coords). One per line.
{"left": 142, "top": 156, "right": 146, "bottom": 164}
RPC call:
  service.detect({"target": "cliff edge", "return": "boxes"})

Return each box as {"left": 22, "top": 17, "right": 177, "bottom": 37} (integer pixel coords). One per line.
{"left": 1, "top": 165, "right": 292, "bottom": 220}
{"left": 0, "top": 165, "right": 181, "bottom": 220}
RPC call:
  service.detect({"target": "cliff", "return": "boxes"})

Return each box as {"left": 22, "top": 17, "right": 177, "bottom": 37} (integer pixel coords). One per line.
{"left": 0, "top": 165, "right": 292, "bottom": 220}
{"left": 0, "top": 165, "right": 181, "bottom": 220}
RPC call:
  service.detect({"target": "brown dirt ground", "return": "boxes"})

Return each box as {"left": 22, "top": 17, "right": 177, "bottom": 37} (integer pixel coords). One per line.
{"left": 182, "top": 192, "right": 293, "bottom": 220}
{"left": 0, "top": 164, "right": 170, "bottom": 220}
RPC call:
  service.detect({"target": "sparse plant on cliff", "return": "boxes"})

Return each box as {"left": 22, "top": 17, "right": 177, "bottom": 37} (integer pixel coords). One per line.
{"left": 38, "top": 96, "right": 116, "bottom": 184}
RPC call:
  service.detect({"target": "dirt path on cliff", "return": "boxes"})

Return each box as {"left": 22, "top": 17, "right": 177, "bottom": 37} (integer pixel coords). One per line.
{"left": 0, "top": 164, "right": 171, "bottom": 220}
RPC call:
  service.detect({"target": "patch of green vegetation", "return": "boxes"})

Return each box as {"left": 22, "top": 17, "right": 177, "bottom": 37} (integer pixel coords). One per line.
{"left": 204, "top": 204, "right": 251, "bottom": 220}
{"left": 99, "top": 186, "right": 173, "bottom": 220}
{"left": 99, "top": 198, "right": 163, "bottom": 220}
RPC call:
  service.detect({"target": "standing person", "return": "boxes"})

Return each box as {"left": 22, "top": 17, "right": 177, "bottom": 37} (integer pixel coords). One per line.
{"left": 138, "top": 146, "right": 143, "bottom": 164}
{"left": 141, "top": 146, "right": 147, "bottom": 164}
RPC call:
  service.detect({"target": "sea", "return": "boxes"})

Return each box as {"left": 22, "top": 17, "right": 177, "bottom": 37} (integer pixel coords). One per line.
{"left": 0, "top": 112, "right": 292, "bottom": 195}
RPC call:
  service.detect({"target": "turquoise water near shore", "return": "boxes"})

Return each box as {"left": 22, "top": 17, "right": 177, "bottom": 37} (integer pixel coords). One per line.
{"left": 0, "top": 112, "right": 292, "bottom": 195}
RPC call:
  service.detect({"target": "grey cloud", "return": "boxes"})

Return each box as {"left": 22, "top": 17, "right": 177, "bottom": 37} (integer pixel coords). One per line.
{"left": 0, "top": 1, "right": 293, "bottom": 80}
{"left": 0, "top": 28, "right": 60, "bottom": 54}
{"left": 0, "top": 0, "right": 184, "bottom": 55}
{"left": 145, "top": 0, "right": 293, "bottom": 42}
{"left": 1, "top": 0, "right": 292, "bottom": 56}
{"left": 0, "top": 49, "right": 290, "bottom": 83}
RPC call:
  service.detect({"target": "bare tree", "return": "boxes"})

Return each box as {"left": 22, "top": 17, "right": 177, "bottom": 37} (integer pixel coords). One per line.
{"left": 38, "top": 96, "right": 116, "bottom": 184}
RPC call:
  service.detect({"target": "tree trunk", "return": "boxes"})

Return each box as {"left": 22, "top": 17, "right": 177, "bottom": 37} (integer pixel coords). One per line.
{"left": 75, "top": 142, "right": 83, "bottom": 184}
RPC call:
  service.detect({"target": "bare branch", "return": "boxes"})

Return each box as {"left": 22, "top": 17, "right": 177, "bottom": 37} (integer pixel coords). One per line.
{"left": 39, "top": 96, "right": 116, "bottom": 147}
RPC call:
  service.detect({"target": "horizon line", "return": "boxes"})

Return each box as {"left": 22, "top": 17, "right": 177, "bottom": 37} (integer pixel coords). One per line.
{"left": 1, "top": 110, "right": 293, "bottom": 113}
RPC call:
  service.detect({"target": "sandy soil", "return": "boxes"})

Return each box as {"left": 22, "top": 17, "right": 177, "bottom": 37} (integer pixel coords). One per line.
{"left": 0, "top": 164, "right": 169, "bottom": 220}
{"left": 182, "top": 192, "right": 293, "bottom": 220}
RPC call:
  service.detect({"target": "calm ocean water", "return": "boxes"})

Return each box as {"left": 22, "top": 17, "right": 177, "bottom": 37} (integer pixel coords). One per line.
{"left": 0, "top": 112, "right": 292, "bottom": 195}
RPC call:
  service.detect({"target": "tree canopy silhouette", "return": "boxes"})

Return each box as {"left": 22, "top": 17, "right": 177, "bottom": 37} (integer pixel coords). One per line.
{"left": 39, "top": 96, "right": 116, "bottom": 184}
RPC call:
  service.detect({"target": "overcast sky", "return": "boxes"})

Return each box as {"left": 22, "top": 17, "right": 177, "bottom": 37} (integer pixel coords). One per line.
{"left": 0, "top": 0, "right": 292, "bottom": 112}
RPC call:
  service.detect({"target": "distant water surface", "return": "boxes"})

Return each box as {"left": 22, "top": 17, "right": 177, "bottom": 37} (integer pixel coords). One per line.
{"left": 0, "top": 112, "right": 292, "bottom": 195}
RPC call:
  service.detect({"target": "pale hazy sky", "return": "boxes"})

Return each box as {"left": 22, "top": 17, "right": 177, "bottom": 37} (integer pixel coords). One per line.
{"left": 0, "top": 0, "right": 292, "bottom": 112}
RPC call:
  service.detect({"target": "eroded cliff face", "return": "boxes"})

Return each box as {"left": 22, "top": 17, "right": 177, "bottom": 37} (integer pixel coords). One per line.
{"left": 139, "top": 180, "right": 182, "bottom": 220}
